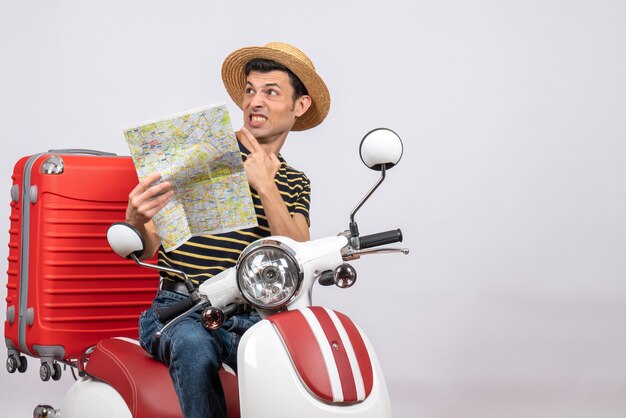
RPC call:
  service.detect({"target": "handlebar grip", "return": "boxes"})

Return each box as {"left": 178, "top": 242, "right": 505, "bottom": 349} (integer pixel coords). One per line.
{"left": 359, "top": 229, "right": 403, "bottom": 249}
{"left": 156, "top": 297, "right": 197, "bottom": 323}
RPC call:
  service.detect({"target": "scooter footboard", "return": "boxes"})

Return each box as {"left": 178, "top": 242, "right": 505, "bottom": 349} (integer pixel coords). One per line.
{"left": 237, "top": 307, "right": 391, "bottom": 418}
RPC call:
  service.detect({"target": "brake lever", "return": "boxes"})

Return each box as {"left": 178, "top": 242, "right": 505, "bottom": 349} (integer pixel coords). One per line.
{"left": 357, "top": 247, "right": 409, "bottom": 256}
{"left": 342, "top": 247, "right": 409, "bottom": 261}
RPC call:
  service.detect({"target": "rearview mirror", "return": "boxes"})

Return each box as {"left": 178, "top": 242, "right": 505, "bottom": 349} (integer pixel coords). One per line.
{"left": 106, "top": 223, "right": 146, "bottom": 259}
{"left": 359, "top": 128, "right": 403, "bottom": 171}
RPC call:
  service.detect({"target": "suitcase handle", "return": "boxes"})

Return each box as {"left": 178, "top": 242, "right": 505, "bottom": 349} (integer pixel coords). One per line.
{"left": 47, "top": 149, "right": 117, "bottom": 156}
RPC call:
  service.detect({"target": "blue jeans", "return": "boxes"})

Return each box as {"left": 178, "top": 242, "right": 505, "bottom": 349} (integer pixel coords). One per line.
{"left": 138, "top": 290, "right": 260, "bottom": 418}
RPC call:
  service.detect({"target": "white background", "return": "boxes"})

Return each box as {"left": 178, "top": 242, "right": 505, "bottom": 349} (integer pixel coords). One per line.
{"left": 1, "top": 1, "right": 625, "bottom": 417}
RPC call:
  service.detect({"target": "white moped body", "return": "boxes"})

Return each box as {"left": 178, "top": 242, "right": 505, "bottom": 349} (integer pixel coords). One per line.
{"left": 52, "top": 236, "right": 393, "bottom": 418}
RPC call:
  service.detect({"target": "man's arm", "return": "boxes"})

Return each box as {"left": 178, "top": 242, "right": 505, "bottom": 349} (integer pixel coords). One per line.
{"left": 125, "top": 172, "right": 174, "bottom": 259}
{"left": 255, "top": 183, "right": 311, "bottom": 242}
{"left": 239, "top": 128, "right": 310, "bottom": 242}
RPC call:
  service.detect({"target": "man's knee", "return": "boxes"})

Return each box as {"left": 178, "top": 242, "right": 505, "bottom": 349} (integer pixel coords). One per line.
{"left": 167, "top": 322, "right": 223, "bottom": 370}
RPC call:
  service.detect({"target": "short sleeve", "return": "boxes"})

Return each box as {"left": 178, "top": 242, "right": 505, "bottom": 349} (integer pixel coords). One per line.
{"left": 293, "top": 173, "right": 311, "bottom": 226}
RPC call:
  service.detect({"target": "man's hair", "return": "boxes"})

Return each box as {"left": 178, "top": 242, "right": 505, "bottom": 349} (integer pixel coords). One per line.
{"left": 244, "top": 58, "right": 309, "bottom": 102}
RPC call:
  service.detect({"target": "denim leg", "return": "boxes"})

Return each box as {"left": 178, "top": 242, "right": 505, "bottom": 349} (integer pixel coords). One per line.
{"left": 161, "top": 316, "right": 235, "bottom": 418}
{"left": 223, "top": 309, "right": 261, "bottom": 336}
{"left": 138, "top": 291, "right": 239, "bottom": 418}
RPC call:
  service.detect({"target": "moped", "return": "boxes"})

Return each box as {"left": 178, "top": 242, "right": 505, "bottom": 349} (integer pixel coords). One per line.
{"left": 33, "top": 127, "right": 408, "bottom": 418}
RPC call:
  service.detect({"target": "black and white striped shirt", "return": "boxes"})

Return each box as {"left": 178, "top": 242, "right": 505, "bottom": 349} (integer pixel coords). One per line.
{"left": 158, "top": 140, "right": 310, "bottom": 285}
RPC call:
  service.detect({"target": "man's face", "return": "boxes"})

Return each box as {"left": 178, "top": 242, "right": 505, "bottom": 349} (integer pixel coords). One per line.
{"left": 242, "top": 70, "right": 308, "bottom": 144}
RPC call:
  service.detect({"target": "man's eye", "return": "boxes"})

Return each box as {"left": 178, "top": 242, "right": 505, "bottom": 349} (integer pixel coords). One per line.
{"left": 245, "top": 88, "right": 255, "bottom": 94}
{"left": 266, "top": 89, "right": 278, "bottom": 96}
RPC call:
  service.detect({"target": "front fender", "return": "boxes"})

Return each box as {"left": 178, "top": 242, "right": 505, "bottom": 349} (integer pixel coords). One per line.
{"left": 237, "top": 307, "right": 391, "bottom": 418}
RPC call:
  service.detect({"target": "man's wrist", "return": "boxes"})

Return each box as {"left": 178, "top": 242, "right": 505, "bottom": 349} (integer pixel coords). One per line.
{"left": 254, "top": 181, "right": 278, "bottom": 198}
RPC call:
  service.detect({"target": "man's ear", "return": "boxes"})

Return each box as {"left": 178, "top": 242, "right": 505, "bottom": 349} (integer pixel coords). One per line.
{"left": 294, "top": 95, "right": 312, "bottom": 117}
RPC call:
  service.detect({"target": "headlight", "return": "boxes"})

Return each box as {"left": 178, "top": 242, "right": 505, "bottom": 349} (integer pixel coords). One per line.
{"left": 236, "top": 239, "right": 302, "bottom": 310}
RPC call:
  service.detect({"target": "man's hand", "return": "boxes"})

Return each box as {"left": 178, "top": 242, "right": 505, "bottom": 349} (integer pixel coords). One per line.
{"left": 237, "top": 127, "right": 310, "bottom": 242}
{"left": 126, "top": 173, "right": 173, "bottom": 228}
{"left": 124, "top": 173, "right": 174, "bottom": 259}
{"left": 239, "top": 127, "right": 281, "bottom": 193}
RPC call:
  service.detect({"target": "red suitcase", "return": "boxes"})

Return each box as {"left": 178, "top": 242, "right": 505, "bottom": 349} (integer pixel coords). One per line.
{"left": 4, "top": 149, "right": 159, "bottom": 381}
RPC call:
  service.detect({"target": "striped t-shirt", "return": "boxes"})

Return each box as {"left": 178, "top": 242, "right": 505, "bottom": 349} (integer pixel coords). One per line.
{"left": 158, "top": 140, "right": 311, "bottom": 285}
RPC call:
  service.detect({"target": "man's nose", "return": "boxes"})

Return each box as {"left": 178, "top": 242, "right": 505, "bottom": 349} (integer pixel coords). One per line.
{"left": 248, "top": 91, "right": 265, "bottom": 108}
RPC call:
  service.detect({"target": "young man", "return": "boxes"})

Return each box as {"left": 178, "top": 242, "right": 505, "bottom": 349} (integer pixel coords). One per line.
{"left": 125, "top": 42, "right": 330, "bottom": 418}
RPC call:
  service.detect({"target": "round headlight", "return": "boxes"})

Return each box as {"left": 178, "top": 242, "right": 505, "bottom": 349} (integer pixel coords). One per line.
{"left": 236, "top": 240, "right": 302, "bottom": 310}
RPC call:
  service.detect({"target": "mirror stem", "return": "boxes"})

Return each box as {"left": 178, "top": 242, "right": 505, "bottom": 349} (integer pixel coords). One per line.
{"left": 349, "top": 165, "right": 387, "bottom": 237}
{"left": 130, "top": 254, "right": 197, "bottom": 294}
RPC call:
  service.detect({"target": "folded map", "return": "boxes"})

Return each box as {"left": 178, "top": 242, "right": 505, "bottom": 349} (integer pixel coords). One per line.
{"left": 123, "top": 103, "right": 258, "bottom": 251}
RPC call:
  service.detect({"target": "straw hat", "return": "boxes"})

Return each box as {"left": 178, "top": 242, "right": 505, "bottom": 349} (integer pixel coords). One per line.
{"left": 222, "top": 42, "right": 330, "bottom": 131}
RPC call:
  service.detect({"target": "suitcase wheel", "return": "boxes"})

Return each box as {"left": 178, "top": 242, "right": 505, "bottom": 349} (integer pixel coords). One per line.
{"left": 52, "top": 362, "right": 62, "bottom": 381}
{"left": 39, "top": 363, "right": 51, "bottom": 381}
{"left": 6, "top": 356, "right": 16, "bottom": 373}
{"left": 39, "top": 361, "right": 62, "bottom": 381}
{"left": 6, "top": 354, "right": 27, "bottom": 374}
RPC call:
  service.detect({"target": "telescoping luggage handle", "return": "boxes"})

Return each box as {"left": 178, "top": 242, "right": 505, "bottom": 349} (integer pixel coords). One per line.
{"left": 47, "top": 149, "right": 117, "bottom": 156}
{"left": 39, "top": 150, "right": 119, "bottom": 176}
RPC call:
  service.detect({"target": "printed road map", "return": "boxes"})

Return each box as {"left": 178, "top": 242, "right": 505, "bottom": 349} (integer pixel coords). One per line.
{"left": 124, "top": 103, "right": 257, "bottom": 251}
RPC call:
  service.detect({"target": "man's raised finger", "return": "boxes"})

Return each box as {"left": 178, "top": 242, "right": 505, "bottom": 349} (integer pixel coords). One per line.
{"left": 240, "top": 127, "right": 262, "bottom": 152}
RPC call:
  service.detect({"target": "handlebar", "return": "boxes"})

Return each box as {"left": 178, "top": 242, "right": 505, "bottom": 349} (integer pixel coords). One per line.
{"left": 156, "top": 297, "right": 243, "bottom": 328}
{"left": 358, "top": 228, "right": 402, "bottom": 249}
{"left": 153, "top": 229, "right": 404, "bottom": 320}
{"left": 156, "top": 297, "right": 198, "bottom": 323}
{"left": 222, "top": 303, "right": 240, "bottom": 318}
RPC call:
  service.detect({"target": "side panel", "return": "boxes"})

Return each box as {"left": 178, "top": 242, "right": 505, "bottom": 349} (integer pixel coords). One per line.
{"left": 4, "top": 153, "right": 160, "bottom": 361}
{"left": 4, "top": 156, "right": 30, "bottom": 355}
{"left": 238, "top": 319, "right": 392, "bottom": 418}
{"left": 60, "top": 376, "right": 132, "bottom": 418}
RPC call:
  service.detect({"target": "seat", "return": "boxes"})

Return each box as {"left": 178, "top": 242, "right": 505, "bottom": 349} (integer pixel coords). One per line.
{"left": 85, "top": 337, "right": 240, "bottom": 418}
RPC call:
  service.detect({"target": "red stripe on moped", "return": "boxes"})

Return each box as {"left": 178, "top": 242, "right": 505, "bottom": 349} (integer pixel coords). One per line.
{"left": 268, "top": 307, "right": 374, "bottom": 404}
{"left": 309, "top": 307, "right": 359, "bottom": 401}
{"left": 268, "top": 309, "right": 333, "bottom": 401}
{"left": 336, "top": 311, "right": 374, "bottom": 396}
